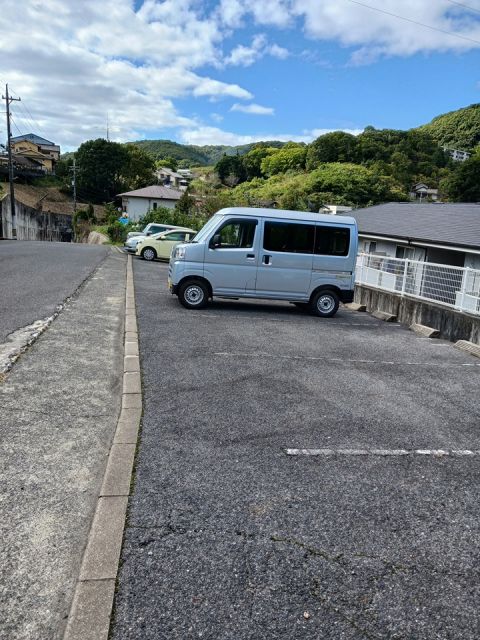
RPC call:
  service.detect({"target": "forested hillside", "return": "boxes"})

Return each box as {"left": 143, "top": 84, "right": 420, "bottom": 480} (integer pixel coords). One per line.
{"left": 130, "top": 139, "right": 285, "bottom": 165}
{"left": 418, "top": 103, "right": 480, "bottom": 150}
{"left": 54, "top": 103, "right": 480, "bottom": 214}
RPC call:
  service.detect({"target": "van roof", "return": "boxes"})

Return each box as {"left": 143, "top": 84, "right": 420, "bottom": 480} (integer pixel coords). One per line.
{"left": 216, "top": 207, "right": 357, "bottom": 226}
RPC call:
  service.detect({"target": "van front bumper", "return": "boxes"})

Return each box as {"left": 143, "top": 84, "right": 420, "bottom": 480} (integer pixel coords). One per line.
{"left": 339, "top": 289, "right": 354, "bottom": 304}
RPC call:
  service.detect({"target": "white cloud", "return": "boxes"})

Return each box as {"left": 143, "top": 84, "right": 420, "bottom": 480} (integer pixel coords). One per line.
{"left": 268, "top": 43, "right": 290, "bottom": 59}
{"left": 2, "top": 0, "right": 480, "bottom": 151}
{"left": 225, "top": 33, "right": 290, "bottom": 66}
{"left": 179, "top": 125, "right": 364, "bottom": 146}
{"left": 222, "top": 0, "right": 480, "bottom": 59}
{"left": 0, "top": 0, "right": 252, "bottom": 148}
{"left": 231, "top": 103, "right": 275, "bottom": 115}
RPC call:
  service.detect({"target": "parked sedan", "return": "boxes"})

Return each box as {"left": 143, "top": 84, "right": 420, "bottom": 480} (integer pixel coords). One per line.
{"left": 124, "top": 224, "right": 183, "bottom": 252}
{"left": 136, "top": 228, "right": 196, "bottom": 261}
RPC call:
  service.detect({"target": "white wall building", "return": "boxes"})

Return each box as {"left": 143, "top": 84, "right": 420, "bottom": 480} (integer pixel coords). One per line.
{"left": 341, "top": 202, "right": 480, "bottom": 270}
{"left": 118, "top": 185, "right": 183, "bottom": 221}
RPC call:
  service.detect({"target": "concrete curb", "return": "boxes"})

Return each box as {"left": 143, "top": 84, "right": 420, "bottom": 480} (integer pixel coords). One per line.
{"left": 454, "top": 340, "right": 480, "bottom": 358}
{"left": 372, "top": 310, "right": 397, "bottom": 322}
{"left": 344, "top": 302, "right": 366, "bottom": 312}
{"left": 64, "top": 254, "right": 141, "bottom": 640}
{"left": 410, "top": 322, "right": 440, "bottom": 339}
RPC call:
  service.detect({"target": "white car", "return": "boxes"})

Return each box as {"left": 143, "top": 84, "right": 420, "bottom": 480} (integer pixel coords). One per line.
{"left": 136, "top": 228, "right": 196, "bottom": 261}
{"left": 125, "top": 223, "right": 181, "bottom": 244}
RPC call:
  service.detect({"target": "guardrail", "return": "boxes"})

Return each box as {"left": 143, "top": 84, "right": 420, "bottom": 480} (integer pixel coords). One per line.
{"left": 355, "top": 253, "right": 480, "bottom": 316}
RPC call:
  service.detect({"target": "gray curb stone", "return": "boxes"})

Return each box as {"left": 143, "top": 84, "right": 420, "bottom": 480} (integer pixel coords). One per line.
{"left": 79, "top": 496, "right": 129, "bottom": 581}
{"left": 372, "top": 310, "right": 397, "bottom": 322}
{"left": 124, "top": 341, "right": 139, "bottom": 356}
{"left": 410, "top": 323, "right": 440, "bottom": 338}
{"left": 345, "top": 302, "right": 366, "bottom": 312}
{"left": 64, "top": 254, "right": 142, "bottom": 640}
{"left": 100, "top": 444, "right": 136, "bottom": 496}
{"left": 63, "top": 580, "right": 115, "bottom": 640}
{"left": 121, "top": 393, "right": 142, "bottom": 409}
{"left": 123, "top": 371, "right": 141, "bottom": 394}
{"left": 454, "top": 340, "right": 480, "bottom": 358}
{"left": 124, "top": 355, "right": 140, "bottom": 372}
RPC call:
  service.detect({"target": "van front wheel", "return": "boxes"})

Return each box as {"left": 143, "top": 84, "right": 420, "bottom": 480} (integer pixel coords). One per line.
{"left": 311, "top": 290, "right": 339, "bottom": 318}
{"left": 178, "top": 280, "right": 209, "bottom": 310}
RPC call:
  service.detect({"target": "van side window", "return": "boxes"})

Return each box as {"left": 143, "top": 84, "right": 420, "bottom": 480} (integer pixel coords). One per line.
{"left": 217, "top": 220, "right": 257, "bottom": 248}
{"left": 314, "top": 226, "right": 350, "bottom": 256}
{"left": 263, "top": 221, "right": 314, "bottom": 254}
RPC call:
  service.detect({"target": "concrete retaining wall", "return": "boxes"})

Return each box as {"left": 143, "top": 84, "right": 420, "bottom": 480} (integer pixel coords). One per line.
{"left": 355, "top": 284, "right": 480, "bottom": 345}
{"left": 1, "top": 195, "right": 72, "bottom": 241}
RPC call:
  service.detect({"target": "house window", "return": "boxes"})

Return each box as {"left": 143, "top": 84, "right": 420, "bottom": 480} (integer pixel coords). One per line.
{"left": 395, "top": 245, "right": 414, "bottom": 260}
{"left": 153, "top": 202, "right": 158, "bottom": 210}
{"left": 364, "top": 241, "right": 377, "bottom": 254}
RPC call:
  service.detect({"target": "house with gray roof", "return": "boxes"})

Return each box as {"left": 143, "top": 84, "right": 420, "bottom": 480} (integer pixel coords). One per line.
{"left": 118, "top": 185, "right": 183, "bottom": 221}
{"left": 344, "top": 202, "right": 480, "bottom": 270}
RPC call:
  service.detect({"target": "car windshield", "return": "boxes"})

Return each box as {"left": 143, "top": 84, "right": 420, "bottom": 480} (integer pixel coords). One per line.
{"left": 191, "top": 215, "right": 221, "bottom": 243}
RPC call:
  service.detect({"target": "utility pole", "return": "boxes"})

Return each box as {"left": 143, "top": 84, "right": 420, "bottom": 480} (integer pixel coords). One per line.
{"left": 2, "top": 84, "right": 21, "bottom": 238}
{"left": 70, "top": 157, "right": 77, "bottom": 213}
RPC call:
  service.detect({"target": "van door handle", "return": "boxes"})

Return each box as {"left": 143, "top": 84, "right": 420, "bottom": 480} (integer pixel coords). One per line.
{"left": 246, "top": 253, "right": 255, "bottom": 259}
{"left": 263, "top": 255, "right": 272, "bottom": 265}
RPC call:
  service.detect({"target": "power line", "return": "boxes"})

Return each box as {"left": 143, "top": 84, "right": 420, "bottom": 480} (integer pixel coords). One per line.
{"left": 343, "top": 0, "right": 480, "bottom": 47}
{"left": 446, "top": 0, "right": 480, "bottom": 17}
{"left": 10, "top": 115, "right": 24, "bottom": 137}
{"left": 9, "top": 87, "right": 47, "bottom": 137}
{"left": 2, "top": 84, "right": 21, "bottom": 238}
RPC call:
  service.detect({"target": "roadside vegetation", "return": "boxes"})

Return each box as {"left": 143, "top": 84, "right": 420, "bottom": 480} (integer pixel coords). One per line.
{"left": 48, "top": 103, "right": 480, "bottom": 244}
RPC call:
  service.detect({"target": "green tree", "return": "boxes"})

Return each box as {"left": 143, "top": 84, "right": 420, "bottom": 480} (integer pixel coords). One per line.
{"left": 441, "top": 155, "right": 480, "bottom": 201}
{"left": 214, "top": 154, "right": 247, "bottom": 185}
{"left": 175, "top": 191, "right": 196, "bottom": 216}
{"left": 155, "top": 156, "right": 178, "bottom": 171}
{"left": 306, "top": 132, "right": 358, "bottom": 169}
{"left": 241, "top": 145, "right": 278, "bottom": 180}
{"left": 261, "top": 145, "right": 307, "bottom": 176}
{"left": 122, "top": 145, "right": 156, "bottom": 190}
{"left": 76, "top": 139, "right": 129, "bottom": 203}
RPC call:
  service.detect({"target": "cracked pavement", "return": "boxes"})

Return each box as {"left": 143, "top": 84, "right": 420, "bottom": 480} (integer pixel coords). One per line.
{"left": 112, "top": 259, "right": 480, "bottom": 640}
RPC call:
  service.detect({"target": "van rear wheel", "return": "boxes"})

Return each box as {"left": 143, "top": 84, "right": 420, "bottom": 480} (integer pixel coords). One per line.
{"left": 311, "top": 290, "right": 339, "bottom": 318}
{"left": 178, "top": 279, "right": 209, "bottom": 310}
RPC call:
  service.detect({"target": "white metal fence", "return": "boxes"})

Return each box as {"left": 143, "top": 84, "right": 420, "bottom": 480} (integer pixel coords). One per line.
{"left": 355, "top": 253, "right": 480, "bottom": 316}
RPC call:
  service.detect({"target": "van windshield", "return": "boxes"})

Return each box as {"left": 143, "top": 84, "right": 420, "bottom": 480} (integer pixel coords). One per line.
{"left": 191, "top": 215, "right": 222, "bottom": 243}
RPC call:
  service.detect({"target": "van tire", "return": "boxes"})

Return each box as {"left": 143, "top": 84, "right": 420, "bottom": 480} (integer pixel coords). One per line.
{"left": 141, "top": 247, "right": 157, "bottom": 261}
{"left": 178, "top": 279, "right": 209, "bottom": 310}
{"left": 311, "top": 290, "right": 339, "bottom": 318}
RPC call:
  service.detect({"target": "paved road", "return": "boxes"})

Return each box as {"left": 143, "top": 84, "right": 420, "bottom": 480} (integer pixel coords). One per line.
{"left": 112, "top": 258, "right": 480, "bottom": 639}
{"left": 0, "top": 251, "right": 126, "bottom": 639}
{"left": 0, "top": 240, "right": 109, "bottom": 341}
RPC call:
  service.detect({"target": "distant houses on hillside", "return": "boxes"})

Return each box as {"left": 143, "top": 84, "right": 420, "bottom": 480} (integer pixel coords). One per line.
{"left": 0, "top": 133, "right": 60, "bottom": 177}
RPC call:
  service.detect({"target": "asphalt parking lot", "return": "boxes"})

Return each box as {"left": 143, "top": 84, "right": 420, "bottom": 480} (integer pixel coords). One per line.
{"left": 112, "top": 258, "right": 480, "bottom": 640}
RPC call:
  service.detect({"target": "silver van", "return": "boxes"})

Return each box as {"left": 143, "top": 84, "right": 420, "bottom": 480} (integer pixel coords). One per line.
{"left": 168, "top": 207, "right": 358, "bottom": 317}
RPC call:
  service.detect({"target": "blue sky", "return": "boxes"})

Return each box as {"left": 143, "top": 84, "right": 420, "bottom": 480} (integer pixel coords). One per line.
{"left": 1, "top": 0, "right": 480, "bottom": 149}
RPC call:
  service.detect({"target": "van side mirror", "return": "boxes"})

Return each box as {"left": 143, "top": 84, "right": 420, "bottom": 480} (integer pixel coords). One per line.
{"left": 210, "top": 233, "right": 221, "bottom": 249}
{"left": 146, "top": 231, "right": 152, "bottom": 236}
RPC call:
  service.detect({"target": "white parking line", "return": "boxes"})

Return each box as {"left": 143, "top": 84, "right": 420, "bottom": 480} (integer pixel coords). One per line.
{"left": 286, "top": 448, "right": 479, "bottom": 457}
{"left": 214, "top": 352, "right": 480, "bottom": 368}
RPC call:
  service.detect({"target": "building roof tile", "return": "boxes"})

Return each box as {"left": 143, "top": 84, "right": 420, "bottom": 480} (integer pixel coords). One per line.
{"left": 118, "top": 185, "right": 183, "bottom": 199}
{"left": 341, "top": 202, "right": 480, "bottom": 251}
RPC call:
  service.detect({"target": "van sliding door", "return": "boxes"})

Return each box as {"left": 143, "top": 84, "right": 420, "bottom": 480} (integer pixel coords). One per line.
{"left": 255, "top": 220, "right": 314, "bottom": 299}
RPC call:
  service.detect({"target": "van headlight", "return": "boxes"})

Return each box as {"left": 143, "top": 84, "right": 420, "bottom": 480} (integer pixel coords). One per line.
{"left": 174, "top": 246, "right": 186, "bottom": 260}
